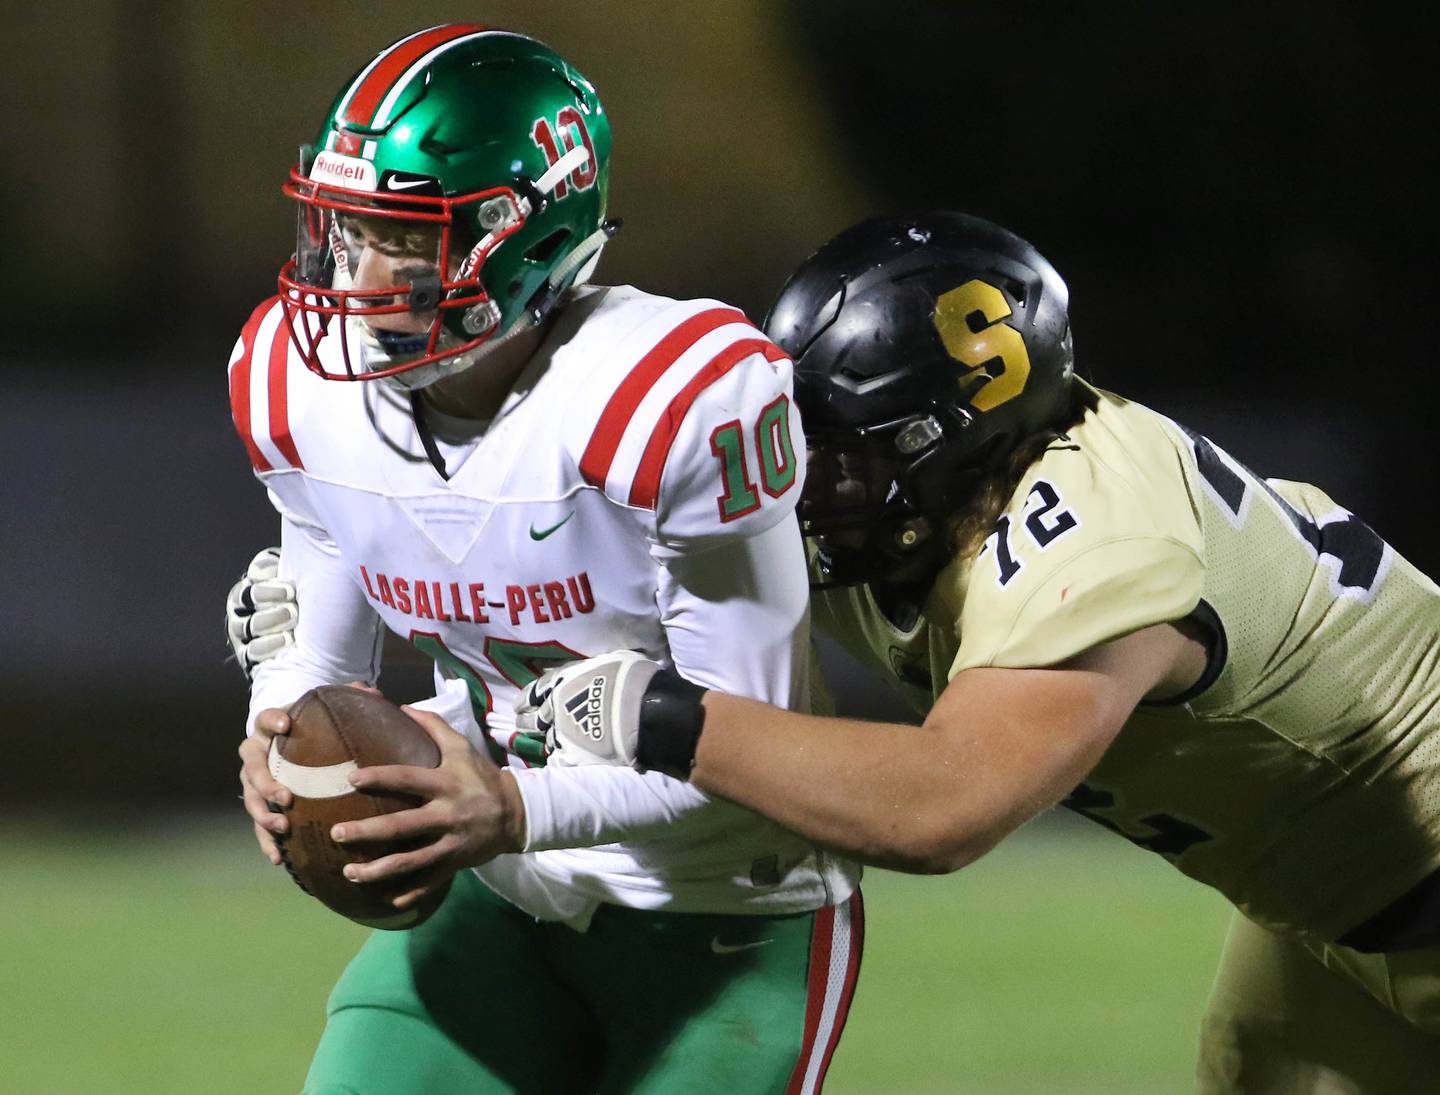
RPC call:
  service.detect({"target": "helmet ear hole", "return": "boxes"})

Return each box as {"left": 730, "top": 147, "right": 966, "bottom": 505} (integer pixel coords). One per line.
{"left": 524, "top": 228, "right": 572, "bottom": 265}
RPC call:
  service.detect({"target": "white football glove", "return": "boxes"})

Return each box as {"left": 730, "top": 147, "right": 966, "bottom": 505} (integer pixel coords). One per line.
{"left": 513, "top": 651, "right": 664, "bottom": 768}
{"left": 226, "top": 547, "right": 298, "bottom": 680}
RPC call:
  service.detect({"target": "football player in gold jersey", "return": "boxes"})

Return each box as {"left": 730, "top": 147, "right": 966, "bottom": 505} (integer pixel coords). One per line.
{"left": 517, "top": 213, "right": 1440, "bottom": 1092}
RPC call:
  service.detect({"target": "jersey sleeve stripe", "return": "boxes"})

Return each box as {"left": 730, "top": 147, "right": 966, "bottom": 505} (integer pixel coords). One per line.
{"left": 627, "top": 338, "right": 790, "bottom": 509}
{"left": 578, "top": 306, "right": 748, "bottom": 490}
{"left": 228, "top": 299, "right": 275, "bottom": 472}
{"left": 339, "top": 24, "right": 488, "bottom": 133}
{"left": 265, "top": 313, "right": 305, "bottom": 471}
{"left": 786, "top": 891, "right": 865, "bottom": 1095}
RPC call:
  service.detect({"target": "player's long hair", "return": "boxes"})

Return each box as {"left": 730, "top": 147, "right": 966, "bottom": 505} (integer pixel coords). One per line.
{"left": 945, "top": 383, "right": 1098, "bottom": 562}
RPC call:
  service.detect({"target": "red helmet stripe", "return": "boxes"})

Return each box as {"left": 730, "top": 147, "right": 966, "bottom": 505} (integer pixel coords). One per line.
{"left": 627, "top": 338, "right": 790, "bottom": 510}
{"left": 579, "top": 308, "right": 747, "bottom": 490}
{"left": 339, "top": 24, "right": 489, "bottom": 134}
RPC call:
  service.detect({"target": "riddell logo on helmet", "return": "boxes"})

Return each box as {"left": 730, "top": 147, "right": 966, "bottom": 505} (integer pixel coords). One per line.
{"left": 310, "top": 151, "right": 377, "bottom": 192}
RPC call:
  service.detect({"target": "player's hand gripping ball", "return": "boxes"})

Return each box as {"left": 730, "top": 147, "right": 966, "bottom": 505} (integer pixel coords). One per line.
{"left": 269, "top": 685, "right": 453, "bottom": 929}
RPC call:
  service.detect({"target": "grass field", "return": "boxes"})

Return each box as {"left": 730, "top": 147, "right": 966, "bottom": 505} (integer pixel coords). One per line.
{"left": 2, "top": 814, "right": 1230, "bottom": 1094}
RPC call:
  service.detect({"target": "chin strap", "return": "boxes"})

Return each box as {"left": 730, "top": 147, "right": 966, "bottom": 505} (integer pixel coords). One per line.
{"left": 409, "top": 391, "right": 450, "bottom": 480}
{"left": 522, "top": 219, "right": 623, "bottom": 324}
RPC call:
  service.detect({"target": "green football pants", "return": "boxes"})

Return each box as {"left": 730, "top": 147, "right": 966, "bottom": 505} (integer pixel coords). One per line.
{"left": 301, "top": 870, "right": 864, "bottom": 1095}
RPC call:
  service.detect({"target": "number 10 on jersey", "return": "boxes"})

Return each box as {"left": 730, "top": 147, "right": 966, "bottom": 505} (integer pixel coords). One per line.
{"left": 709, "top": 394, "right": 798, "bottom": 522}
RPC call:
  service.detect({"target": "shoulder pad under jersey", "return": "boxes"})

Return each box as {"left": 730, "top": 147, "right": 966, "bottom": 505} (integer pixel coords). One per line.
{"left": 560, "top": 289, "right": 803, "bottom": 553}
{"left": 228, "top": 297, "right": 308, "bottom": 475}
{"left": 227, "top": 297, "right": 396, "bottom": 481}
{"left": 948, "top": 391, "right": 1205, "bottom": 674}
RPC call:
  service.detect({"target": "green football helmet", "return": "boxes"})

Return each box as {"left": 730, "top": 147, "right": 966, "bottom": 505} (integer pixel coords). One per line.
{"left": 278, "top": 25, "right": 616, "bottom": 387}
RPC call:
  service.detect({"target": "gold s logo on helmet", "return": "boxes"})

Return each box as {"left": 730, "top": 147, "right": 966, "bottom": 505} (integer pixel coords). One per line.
{"left": 932, "top": 279, "right": 1032, "bottom": 411}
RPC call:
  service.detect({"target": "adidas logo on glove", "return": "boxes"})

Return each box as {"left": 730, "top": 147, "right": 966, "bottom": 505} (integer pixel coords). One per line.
{"left": 565, "top": 676, "right": 608, "bottom": 741}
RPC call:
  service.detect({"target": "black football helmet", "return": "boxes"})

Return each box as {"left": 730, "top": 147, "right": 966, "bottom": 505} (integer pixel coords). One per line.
{"left": 765, "top": 212, "right": 1076, "bottom": 587}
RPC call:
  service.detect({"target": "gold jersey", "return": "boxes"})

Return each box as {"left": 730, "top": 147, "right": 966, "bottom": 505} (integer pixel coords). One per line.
{"left": 814, "top": 385, "right": 1440, "bottom": 941}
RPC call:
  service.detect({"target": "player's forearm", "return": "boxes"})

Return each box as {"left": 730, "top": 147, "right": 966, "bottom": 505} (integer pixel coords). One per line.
{"left": 509, "top": 763, "right": 721, "bottom": 851}
{"left": 244, "top": 519, "right": 384, "bottom": 734}
{"left": 687, "top": 694, "right": 1000, "bottom": 873}
{"left": 502, "top": 519, "right": 809, "bottom": 850}
{"left": 691, "top": 669, "right": 1120, "bottom": 874}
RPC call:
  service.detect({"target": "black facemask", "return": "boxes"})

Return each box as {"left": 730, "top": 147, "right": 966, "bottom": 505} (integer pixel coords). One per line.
{"left": 802, "top": 424, "right": 955, "bottom": 590}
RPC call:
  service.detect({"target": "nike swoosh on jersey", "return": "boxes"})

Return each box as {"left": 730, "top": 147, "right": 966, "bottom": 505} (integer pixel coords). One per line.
{"left": 529, "top": 512, "right": 575, "bottom": 541}
{"left": 710, "top": 937, "right": 775, "bottom": 955}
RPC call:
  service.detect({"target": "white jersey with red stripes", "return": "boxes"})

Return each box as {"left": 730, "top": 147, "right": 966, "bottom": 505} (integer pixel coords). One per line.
{"left": 228, "top": 283, "right": 859, "bottom": 920}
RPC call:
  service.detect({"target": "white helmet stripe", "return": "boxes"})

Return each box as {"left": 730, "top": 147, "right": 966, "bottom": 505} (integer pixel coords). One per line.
{"left": 535, "top": 144, "right": 591, "bottom": 194}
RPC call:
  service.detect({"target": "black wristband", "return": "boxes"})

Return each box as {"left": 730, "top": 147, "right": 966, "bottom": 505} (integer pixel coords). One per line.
{"left": 634, "top": 669, "right": 707, "bottom": 779}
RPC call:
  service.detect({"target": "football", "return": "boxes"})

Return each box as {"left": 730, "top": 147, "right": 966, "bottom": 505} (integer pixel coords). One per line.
{"left": 268, "top": 685, "right": 452, "bottom": 929}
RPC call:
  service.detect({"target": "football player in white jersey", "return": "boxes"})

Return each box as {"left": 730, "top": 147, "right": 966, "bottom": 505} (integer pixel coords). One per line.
{"left": 227, "top": 25, "right": 860, "bottom": 1095}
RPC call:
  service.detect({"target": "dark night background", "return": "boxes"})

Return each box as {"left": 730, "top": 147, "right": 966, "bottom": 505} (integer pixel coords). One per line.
{"left": 4, "top": 1, "right": 1436, "bottom": 818}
